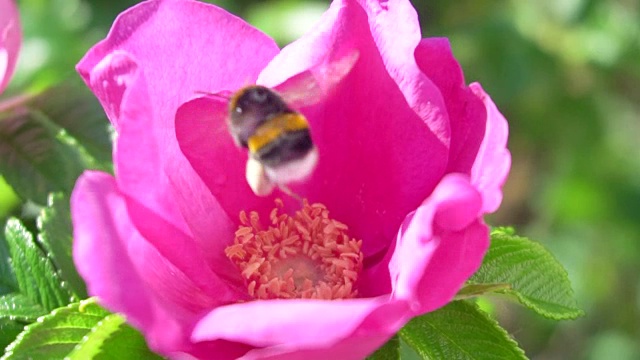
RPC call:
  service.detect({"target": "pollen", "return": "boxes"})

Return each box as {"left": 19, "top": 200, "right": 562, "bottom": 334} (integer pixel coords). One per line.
{"left": 225, "top": 199, "right": 363, "bottom": 300}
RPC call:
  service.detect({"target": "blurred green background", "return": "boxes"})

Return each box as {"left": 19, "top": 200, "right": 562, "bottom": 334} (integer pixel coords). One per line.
{"left": 2, "top": 0, "right": 639, "bottom": 358}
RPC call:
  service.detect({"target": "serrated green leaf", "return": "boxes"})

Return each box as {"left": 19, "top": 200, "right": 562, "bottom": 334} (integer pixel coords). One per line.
{"left": 0, "top": 318, "right": 24, "bottom": 355}
{"left": 4, "top": 219, "right": 75, "bottom": 312}
{"left": 37, "top": 193, "right": 87, "bottom": 298}
{"left": 399, "top": 338, "right": 422, "bottom": 360}
{"left": 469, "top": 228, "right": 584, "bottom": 320}
{"left": 400, "top": 301, "right": 527, "bottom": 360}
{"left": 2, "top": 299, "right": 162, "bottom": 360}
{"left": 0, "top": 107, "right": 86, "bottom": 204}
{"left": 1, "top": 299, "right": 110, "bottom": 360}
{"left": 367, "top": 335, "right": 399, "bottom": 360}
{"left": 0, "top": 231, "right": 17, "bottom": 296}
{"left": 0, "top": 294, "right": 46, "bottom": 322}
{"left": 491, "top": 226, "right": 515, "bottom": 236}
{"left": 57, "top": 129, "right": 112, "bottom": 174}
{"left": 27, "top": 81, "right": 112, "bottom": 166}
{"left": 67, "top": 313, "right": 163, "bottom": 360}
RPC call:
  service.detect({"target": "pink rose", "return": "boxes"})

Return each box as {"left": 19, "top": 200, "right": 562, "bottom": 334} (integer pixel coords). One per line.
{"left": 72, "top": 0, "right": 511, "bottom": 359}
{"left": 0, "top": 0, "right": 21, "bottom": 94}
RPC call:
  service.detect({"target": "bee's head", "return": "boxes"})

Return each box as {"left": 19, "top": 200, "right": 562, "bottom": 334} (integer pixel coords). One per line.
{"left": 228, "top": 86, "right": 289, "bottom": 147}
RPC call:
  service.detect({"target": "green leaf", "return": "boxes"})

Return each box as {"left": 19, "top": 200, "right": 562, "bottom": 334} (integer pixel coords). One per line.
{"left": 27, "top": 82, "right": 112, "bottom": 166}
{"left": 0, "top": 294, "right": 46, "bottom": 322}
{"left": 1, "top": 299, "right": 109, "bottom": 359}
{"left": 367, "top": 335, "right": 399, "bottom": 360}
{"left": 0, "top": 175, "right": 20, "bottom": 218}
{"left": 67, "top": 314, "right": 163, "bottom": 360}
{"left": 399, "top": 338, "right": 422, "bottom": 360}
{"left": 4, "top": 219, "right": 75, "bottom": 312}
{"left": 37, "top": 193, "right": 87, "bottom": 298}
{"left": 2, "top": 299, "right": 162, "bottom": 360}
{"left": 469, "top": 227, "right": 584, "bottom": 320}
{"left": 0, "top": 231, "right": 17, "bottom": 296}
{"left": 455, "top": 283, "right": 511, "bottom": 300}
{"left": 400, "top": 300, "right": 527, "bottom": 360}
{"left": 0, "top": 318, "right": 24, "bottom": 355}
{"left": 0, "top": 107, "right": 86, "bottom": 204}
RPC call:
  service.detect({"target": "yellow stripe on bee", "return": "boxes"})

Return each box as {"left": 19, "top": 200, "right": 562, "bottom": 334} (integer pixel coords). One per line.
{"left": 247, "top": 113, "right": 310, "bottom": 153}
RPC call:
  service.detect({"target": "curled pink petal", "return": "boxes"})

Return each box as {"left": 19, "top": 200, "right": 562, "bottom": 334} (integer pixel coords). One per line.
{"left": 193, "top": 298, "right": 410, "bottom": 359}
{"left": 354, "top": 0, "right": 450, "bottom": 144}
{"left": 415, "top": 38, "right": 487, "bottom": 174}
{"left": 390, "top": 174, "right": 488, "bottom": 314}
{"left": 470, "top": 83, "right": 512, "bottom": 213}
{"left": 0, "top": 0, "right": 20, "bottom": 94}
{"left": 193, "top": 298, "right": 386, "bottom": 347}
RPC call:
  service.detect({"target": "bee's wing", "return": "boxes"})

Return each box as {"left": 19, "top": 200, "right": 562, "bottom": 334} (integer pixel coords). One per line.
{"left": 277, "top": 73, "right": 322, "bottom": 109}
{"left": 276, "top": 50, "right": 360, "bottom": 109}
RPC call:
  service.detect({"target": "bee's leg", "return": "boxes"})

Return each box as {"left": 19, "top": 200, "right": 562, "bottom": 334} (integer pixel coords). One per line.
{"left": 277, "top": 184, "right": 303, "bottom": 204}
{"left": 246, "top": 158, "right": 275, "bottom": 196}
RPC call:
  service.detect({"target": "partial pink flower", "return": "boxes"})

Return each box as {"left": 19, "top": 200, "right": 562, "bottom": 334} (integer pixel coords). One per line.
{"left": 0, "top": 0, "right": 21, "bottom": 93}
{"left": 72, "top": 0, "right": 511, "bottom": 359}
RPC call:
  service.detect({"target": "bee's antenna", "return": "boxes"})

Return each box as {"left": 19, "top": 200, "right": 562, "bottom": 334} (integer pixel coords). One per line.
{"left": 194, "top": 90, "right": 231, "bottom": 100}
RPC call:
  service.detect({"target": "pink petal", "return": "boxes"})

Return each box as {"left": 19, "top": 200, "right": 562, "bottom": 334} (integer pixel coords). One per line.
{"left": 123, "top": 192, "right": 246, "bottom": 303}
{"left": 259, "top": 0, "right": 450, "bottom": 144}
{"left": 92, "top": 54, "right": 242, "bottom": 293}
{"left": 72, "top": 172, "right": 250, "bottom": 358}
{"left": 170, "top": 341, "right": 253, "bottom": 360}
{"left": 389, "top": 173, "right": 489, "bottom": 314}
{"left": 127, "top": 238, "right": 218, "bottom": 316}
{"left": 89, "top": 52, "right": 243, "bottom": 286}
{"left": 76, "top": 0, "right": 279, "bottom": 257}
{"left": 77, "top": 0, "right": 278, "bottom": 130}
{"left": 239, "top": 336, "right": 393, "bottom": 360}
{"left": 469, "top": 83, "right": 512, "bottom": 213}
{"left": 192, "top": 298, "right": 410, "bottom": 359}
{"left": 84, "top": 51, "right": 135, "bottom": 131}
{"left": 98, "top": 58, "right": 232, "bottom": 292}
{"left": 0, "top": 0, "right": 20, "bottom": 94}
{"left": 353, "top": 0, "right": 450, "bottom": 143}
{"left": 174, "top": 96, "right": 279, "bottom": 226}
{"left": 87, "top": 51, "right": 187, "bottom": 233}
{"left": 165, "top": 150, "right": 245, "bottom": 283}
{"left": 71, "top": 172, "right": 186, "bottom": 353}
{"left": 415, "top": 38, "right": 487, "bottom": 174}
{"left": 252, "top": 0, "right": 448, "bottom": 258}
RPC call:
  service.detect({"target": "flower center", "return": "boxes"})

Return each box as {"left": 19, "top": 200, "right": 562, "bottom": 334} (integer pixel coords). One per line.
{"left": 225, "top": 199, "right": 363, "bottom": 300}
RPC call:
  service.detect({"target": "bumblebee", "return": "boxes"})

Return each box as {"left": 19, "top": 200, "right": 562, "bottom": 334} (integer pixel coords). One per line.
{"left": 223, "top": 51, "right": 359, "bottom": 196}
{"left": 228, "top": 85, "right": 318, "bottom": 196}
